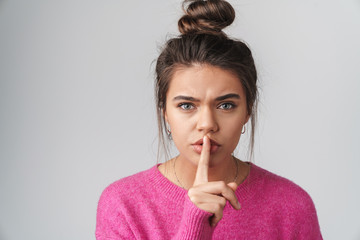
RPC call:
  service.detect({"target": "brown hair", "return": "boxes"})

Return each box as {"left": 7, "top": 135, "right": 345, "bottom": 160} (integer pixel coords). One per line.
{"left": 155, "top": 0, "right": 258, "bottom": 161}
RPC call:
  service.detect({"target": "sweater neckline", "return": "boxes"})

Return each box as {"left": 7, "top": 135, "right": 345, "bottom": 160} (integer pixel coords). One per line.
{"left": 148, "top": 162, "right": 263, "bottom": 204}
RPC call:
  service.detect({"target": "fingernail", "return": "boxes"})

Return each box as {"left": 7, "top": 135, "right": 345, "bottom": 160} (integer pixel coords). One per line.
{"left": 237, "top": 201, "right": 241, "bottom": 209}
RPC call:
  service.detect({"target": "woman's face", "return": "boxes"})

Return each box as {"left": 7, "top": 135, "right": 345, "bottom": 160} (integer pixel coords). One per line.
{"left": 165, "top": 64, "right": 249, "bottom": 167}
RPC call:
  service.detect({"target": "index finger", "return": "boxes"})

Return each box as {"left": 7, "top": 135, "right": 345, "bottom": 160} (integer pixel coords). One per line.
{"left": 193, "top": 136, "right": 210, "bottom": 186}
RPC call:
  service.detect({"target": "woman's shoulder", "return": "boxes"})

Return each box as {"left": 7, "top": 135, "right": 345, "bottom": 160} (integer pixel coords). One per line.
{"left": 250, "top": 163, "right": 317, "bottom": 214}
{"left": 251, "top": 163, "right": 310, "bottom": 193}
{"left": 245, "top": 164, "right": 322, "bottom": 238}
{"left": 98, "top": 165, "right": 158, "bottom": 203}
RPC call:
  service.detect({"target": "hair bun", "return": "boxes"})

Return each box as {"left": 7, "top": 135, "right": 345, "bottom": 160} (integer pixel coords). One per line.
{"left": 178, "top": 0, "right": 235, "bottom": 35}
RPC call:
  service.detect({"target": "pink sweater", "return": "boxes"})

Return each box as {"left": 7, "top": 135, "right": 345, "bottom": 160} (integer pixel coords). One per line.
{"left": 96, "top": 163, "right": 322, "bottom": 239}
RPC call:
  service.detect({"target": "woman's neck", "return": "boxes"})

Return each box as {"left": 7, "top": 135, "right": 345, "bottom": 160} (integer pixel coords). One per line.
{"left": 158, "top": 155, "right": 249, "bottom": 190}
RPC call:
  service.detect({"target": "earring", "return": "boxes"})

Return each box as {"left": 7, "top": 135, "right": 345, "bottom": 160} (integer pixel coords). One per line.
{"left": 241, "top": 125, "right": 246, "bottom": 134}
{"left": 166, "top": 126, "right": 172, "bottom": 140}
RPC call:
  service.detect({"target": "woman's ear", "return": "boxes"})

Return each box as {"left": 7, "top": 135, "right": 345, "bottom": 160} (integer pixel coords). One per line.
{"left": 244, "top": 114, "right": 250, "bottom": 124}
{"left": 163, "top": 109, "right": 168, "bottom": 123}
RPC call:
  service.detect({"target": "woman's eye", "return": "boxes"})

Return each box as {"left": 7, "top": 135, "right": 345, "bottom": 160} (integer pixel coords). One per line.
{"left": 179, "top": 103, "right": 194, "bottom": 110}
{"left": 218, "top": 103, "right": 235, "bottom": 110}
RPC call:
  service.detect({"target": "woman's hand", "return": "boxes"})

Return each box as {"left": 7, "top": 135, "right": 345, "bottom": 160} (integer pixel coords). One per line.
{"left": 187, "top": 136, "right": 241, "bottom": 227}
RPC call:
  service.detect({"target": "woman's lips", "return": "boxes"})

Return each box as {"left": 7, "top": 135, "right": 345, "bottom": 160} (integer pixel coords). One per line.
{"left": 192, "top": 144, "right": 219, "bottom": 154}
{"left": 191, "top": 138, "right": 220, "bottom": 154}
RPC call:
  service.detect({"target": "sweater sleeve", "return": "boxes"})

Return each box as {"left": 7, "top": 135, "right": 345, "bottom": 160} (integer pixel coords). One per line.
{"left": 95, "top": 186, "right": 135, "bottom": 240}
{"left": 174, "top": 195, "right": 214, "bottom": 240}
{"left": 280, "top": 185, "right": 323, "bottom": 240}
{"left": 289, "top": 195, "right": 323, "bottom": 240}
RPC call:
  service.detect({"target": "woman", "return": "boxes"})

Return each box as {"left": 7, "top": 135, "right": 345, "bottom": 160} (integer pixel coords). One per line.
{"left": 96, "top": 0, "right": 322, "bottom": 239}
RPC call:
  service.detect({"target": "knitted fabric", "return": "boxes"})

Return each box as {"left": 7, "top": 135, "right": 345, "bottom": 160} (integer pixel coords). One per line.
{"left": 96, "top": 163, "right": 322, "bottom": 239}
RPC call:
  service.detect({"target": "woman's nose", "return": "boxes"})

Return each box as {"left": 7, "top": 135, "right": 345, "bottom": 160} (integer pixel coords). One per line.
{"left": 196, "top": 107, "right": 219, "bottom": 133}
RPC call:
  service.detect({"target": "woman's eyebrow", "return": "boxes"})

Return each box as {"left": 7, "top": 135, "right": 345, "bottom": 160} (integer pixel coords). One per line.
{"left": 173, "top": 93, "right": 240, "bottom": 102}
{"left": 173, "top": 95, "right": 200, "bottom": 102}
{"left": 215, "top": 93, "right": 240, "bottom": 101}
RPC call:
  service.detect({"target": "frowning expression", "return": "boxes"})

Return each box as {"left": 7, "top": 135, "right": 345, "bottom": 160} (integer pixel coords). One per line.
{"left": 165, "top": 64, "right": 249, "bottom": 166}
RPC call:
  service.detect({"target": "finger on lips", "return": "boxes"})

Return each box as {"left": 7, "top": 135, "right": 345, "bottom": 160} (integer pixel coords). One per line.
{"left": 189, "top": 135, "right": 241, "bottom": 227}
{"left": 194, "top": 136, "right": 210, "bottom": 185}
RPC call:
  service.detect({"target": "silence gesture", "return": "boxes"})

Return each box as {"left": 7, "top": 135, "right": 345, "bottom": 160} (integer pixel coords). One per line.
{"left": 188, "top": 136, "right": 241, "bottom": 227}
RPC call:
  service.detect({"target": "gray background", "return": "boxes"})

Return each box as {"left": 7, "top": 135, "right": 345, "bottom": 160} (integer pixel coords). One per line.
{"left": 1, "top": 0, "right": 359, "bottom": 239}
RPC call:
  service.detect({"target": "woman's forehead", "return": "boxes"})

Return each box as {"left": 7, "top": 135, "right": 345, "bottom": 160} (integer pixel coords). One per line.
{"left": 168, "top": 65, "right": 244, "bottom": 98}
